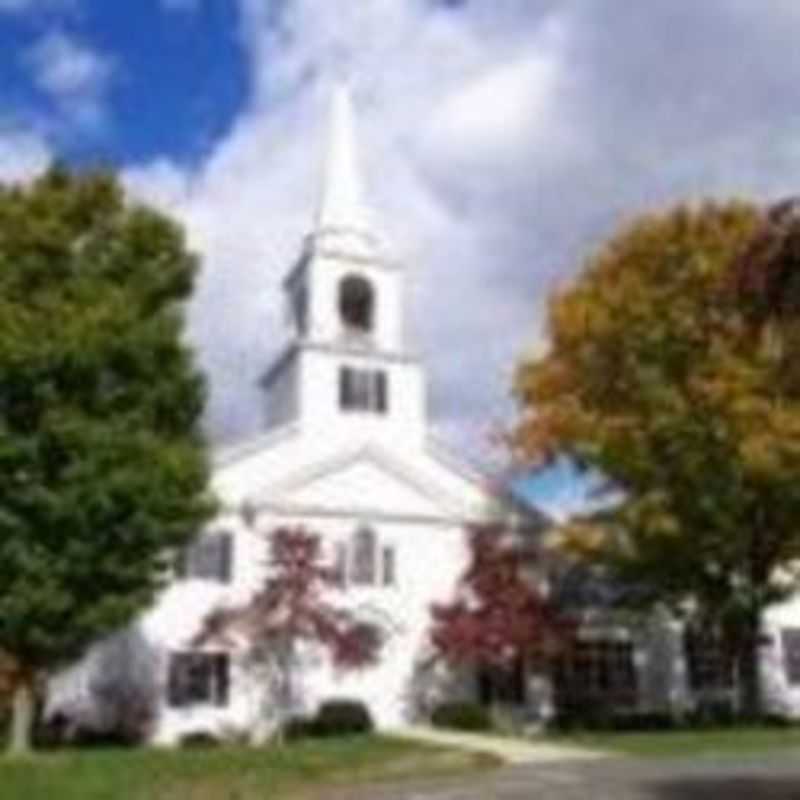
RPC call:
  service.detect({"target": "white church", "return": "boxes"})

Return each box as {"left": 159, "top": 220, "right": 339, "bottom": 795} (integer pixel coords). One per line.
{"left": 50, "top": 86, "right": 800, "bottom": 744}
{"left": 48, "top": 86, "right": 548, "bottom": 745}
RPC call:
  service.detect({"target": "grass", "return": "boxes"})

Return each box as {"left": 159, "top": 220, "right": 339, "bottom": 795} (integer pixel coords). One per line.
{"left": 550, "top": 725, "right": 800, "bottom": 758}
{"left": 0, "top": 735, "right": 496, "bottom": 800}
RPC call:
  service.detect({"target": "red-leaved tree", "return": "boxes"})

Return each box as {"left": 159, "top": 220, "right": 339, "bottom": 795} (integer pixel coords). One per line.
{"left": 430, "top": 526, "right": 571, "bottom": 701}
{"left": 198, "top": 526, "right": 382, "bottom": 740}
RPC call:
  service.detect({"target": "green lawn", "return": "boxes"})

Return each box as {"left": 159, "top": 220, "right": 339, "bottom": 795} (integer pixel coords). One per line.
{"left": 0, "top": 736, "right": 495, "bottom": 800}
{"left": 551, "top": 725, "right": 800, "bottom": 758}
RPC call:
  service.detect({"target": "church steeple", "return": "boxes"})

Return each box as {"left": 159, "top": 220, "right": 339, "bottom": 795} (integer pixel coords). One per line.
{"left": 316, "top": 83, "right": 368, "bottom": 235}
{"left": 263, "top": 84, "right": 426, "bottom": 443}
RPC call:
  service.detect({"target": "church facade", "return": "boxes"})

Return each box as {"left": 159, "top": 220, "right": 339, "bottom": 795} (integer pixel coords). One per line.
{"left": 48, "top": 86, "right": 547, "bottom": 745}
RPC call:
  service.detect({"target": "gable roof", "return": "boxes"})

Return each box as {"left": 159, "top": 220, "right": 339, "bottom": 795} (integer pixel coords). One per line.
{"left": 213, "top": 423, "right": 300, "bottom": 470}
{"left": 211, "top": 427, "right": 550, "bottom": 532}
{"left": 246, "top": 443, "right": 476, "bottom": 522}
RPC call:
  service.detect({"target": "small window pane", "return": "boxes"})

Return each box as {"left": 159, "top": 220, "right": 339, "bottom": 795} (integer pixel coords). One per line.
{"left": 382, "top": 546, "right": 396, "bottom": 586}
{"left": 352, "top": 527, "right": 377, "bottom": 585}
{"left": 353, "top": 370, "right": 371, "bottom": 408}
{"left": 334, "top": 542, "right": 348, "bottom": 585}
{"left": 339, "top": 368, "right": 351, "bottom": 409}
{"left": 783, "top": 629, "right": 800, "bottom": 686}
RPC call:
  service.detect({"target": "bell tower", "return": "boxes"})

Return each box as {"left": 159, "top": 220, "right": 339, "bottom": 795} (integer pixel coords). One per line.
{"left": 262, "top": 84, "right": 426, "bottom": 445}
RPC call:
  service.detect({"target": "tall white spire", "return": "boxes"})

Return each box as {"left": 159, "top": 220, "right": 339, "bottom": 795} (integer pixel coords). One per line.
{"left": 315, "top": 82, "right": 370, "bottom": 235}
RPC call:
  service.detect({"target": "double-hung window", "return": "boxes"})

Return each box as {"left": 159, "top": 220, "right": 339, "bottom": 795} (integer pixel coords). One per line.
{"left": 783, "top": 628, "right": 800, "bottom": 686}
{"left": 176, "top": 531, "right": 233, "bottom": 583}
{"left": 334, "top": 530, "right": 397, "bottom": 588}
{"left": 684, "top": 625, "right": 734, "bottom": 691}
{"left": 339, "top": 367, "right": 388, "bottom": 414}
{"left": 167, "top": 652, "right": 230, "bottom": 708}
{"left": 555, "top": 639, "right": 637, "bottom": 708}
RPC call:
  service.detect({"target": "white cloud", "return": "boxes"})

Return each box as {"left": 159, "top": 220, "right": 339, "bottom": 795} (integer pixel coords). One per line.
{"left": 23, "top": 31, "right": 115, "bottom": 131}
{"left": 124, "top": 0, "right": 566, "bottom": 461}
{"left": 125, "top": 0, "right": 800, "bottom": 472}
{"left": 0, "top": 0, "right": 72, "bottom": 12}
{"left": 0, "top": 128, "right": 50, "bottom": 182}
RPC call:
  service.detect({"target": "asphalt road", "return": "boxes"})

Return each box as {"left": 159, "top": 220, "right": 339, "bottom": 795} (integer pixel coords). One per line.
{"left": 328, "top": 752, "right": 800, "bottom": 799}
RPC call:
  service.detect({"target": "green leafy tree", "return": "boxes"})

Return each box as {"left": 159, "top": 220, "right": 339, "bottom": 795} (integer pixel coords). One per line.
{"left": 0, "top": 166, "right": 215, "bottom": 755}
{"left": 514, "top": 200, "right": 800, "bottom": 717}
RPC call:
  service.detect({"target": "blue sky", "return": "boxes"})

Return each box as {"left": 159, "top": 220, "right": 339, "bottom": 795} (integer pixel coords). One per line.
{"left": 0, "top": 0, "right": 247, "bottom": 164}
{"left": 3, "top": 1, "right": 800, "bottom": 520}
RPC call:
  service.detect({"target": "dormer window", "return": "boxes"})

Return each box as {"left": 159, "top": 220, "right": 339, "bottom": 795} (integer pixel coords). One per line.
{"left": 339, "top": 274, "right": 374, "bottom": 334}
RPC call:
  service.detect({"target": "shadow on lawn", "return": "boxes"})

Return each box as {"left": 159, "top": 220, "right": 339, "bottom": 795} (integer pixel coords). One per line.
{"left": 650, "top": 776, "right": 800, "bottom": 800}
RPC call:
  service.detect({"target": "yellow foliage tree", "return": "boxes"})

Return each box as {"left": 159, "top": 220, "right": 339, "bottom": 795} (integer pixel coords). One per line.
{"left": 514, "top": 200, "right": 800, "bottom": 717}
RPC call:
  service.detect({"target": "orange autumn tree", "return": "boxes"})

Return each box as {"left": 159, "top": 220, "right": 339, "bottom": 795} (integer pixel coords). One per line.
{"left": 514, "top": 200, "right": 800, "bottom": 718}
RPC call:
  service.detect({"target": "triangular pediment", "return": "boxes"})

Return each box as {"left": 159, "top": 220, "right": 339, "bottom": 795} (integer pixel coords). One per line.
{"left": 252, "top": 445, "right": 470, "bottom": 520}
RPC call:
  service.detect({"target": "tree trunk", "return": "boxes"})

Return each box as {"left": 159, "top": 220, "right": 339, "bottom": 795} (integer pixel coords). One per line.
{"left": 737, "top": 610, "right": 762, "bottom": 721}
{"left": 273, "top": 638, "right": 294, "bottom": 747}
{"left": 8, "top": 677, "right": 35, "bottom": 758}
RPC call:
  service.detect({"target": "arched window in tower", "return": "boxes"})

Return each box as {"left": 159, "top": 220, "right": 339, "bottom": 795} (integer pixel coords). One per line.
{"left": 339, "top": 274, "right": 374, "bottom": 334}
{"left": 351, "top": 525, "right": 377, "bottom": 585}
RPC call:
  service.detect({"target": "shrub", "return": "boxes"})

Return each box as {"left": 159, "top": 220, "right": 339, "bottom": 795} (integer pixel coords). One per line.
{"left": 218, "top": 725, "right": 252, "bottom": 746}
{"left": 180, "top": 731, "right": 222, "bottom": 748}
{"left": 687, "top": 699, "right": 737, "bottom": 728}
{"left": 431, "top": 701, "right": 491, "bottom": 732}
{"left": 283, "top": 715, "right": 319, "bottom": 741}
{"left": 313, "top": 700, "right": 373, "bottom": 736}
{"left": 89, "top": 678, "right": 157, "bottom": 746}
{"left": 551, "top": 704, "right": 678, "bottom": 733}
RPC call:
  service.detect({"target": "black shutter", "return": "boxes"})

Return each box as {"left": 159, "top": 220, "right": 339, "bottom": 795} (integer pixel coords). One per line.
{"left": 167, "top": 653, "right": 188, "bottom": 708}
{"left": 375, "top": 371, "right": 388, "bottom": 413}
{"left": 214, "top": 654, "right": 230, "bottom": 707}
{"left": 219, "top": 533, "right": 233, "bottom": 583}
{"left": 339, "top": 367, "right": 352, "bottom": 410}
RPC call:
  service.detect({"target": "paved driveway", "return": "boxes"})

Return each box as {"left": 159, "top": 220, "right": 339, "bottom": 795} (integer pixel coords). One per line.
{"left": 327, "top": 752, "right": 800, "bottom": 799}
{"left": 393, "top": 726, "right": 609, "bottom": 764}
